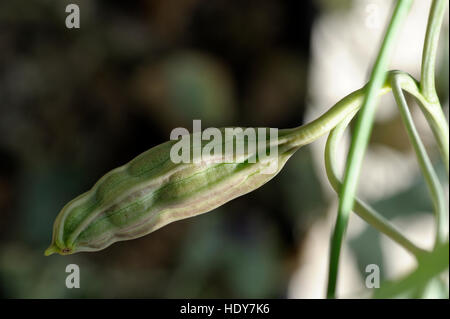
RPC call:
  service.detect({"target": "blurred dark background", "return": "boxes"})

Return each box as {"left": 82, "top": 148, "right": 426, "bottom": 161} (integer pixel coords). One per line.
{"left": 0, "top": 0, "right": 320, "bottom": 298}
{"left": 0, "top": 0, "right": 447, "bottom": 298}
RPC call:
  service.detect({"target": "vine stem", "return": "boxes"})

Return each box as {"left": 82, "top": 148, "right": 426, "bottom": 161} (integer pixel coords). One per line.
{"left": 325, "top": 108, "right": 427, "bottom": 259}
{"left": 421, "top": 0, "right": 448, "bottom": 102}
{"left": 390, "top": 72, "right": 447, "bottom": 247}
{"left": 326, "top": 0, "right": 412, "bottom": 299}
{"left": 419, "top": 0, "right": 449, "bottom": 175}
{"left": 324, "top": 70, "right": 443, "bottom": 260}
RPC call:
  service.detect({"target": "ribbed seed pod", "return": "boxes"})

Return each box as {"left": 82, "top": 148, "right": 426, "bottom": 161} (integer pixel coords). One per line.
{"left": 45, "top": 83, "right": 368, "bottom": 256}
{"left": 45, "top": 128, "right": 303, "bottom": 255}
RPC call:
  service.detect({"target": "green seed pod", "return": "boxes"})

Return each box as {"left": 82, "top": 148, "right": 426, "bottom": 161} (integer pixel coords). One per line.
{"left": 44, "top": 82, "right": 368, "bottom": 256}
{"left": 45, "top": 127, "right": 304, "bottom": 256}
{"left": 44, "top": 84, "right": 368, "bottom": 256}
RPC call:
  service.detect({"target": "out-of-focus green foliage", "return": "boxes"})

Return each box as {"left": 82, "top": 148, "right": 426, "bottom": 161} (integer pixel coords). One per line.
{"left": 373, "top": 241, "right": 449, "bottom": 298}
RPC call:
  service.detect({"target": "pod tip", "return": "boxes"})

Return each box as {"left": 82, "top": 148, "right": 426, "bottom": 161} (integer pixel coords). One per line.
{"left": 44, "top": 244, "right": 57, "bottom": 256}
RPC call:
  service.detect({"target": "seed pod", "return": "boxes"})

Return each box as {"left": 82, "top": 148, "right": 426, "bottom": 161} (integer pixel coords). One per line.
{"left": 44, "top": 81, "right": 369, "bottom": 256}
{"left": 44, "top": 128, "right": 304, "bottom": 256}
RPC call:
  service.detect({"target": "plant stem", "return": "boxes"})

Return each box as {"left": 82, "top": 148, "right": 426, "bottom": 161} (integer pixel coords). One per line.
{"left": 390, "top": 72, "right": 447, "bottom": 247}
{"left": 326, "top": 0, "right": 412, "bottom": 299}
{"left": 421, "top": 0, "right": 448, "bottom": 102}
{"left": 285, "top": 85, "right": 392, "bottom": 149}
{"left": 325, "top": 112, "right": 427, "bottom": 258}
{"left": 323, "top": 70, "right": 444, "bottom": 259}
{"left": 419, "top": 0, "right": 449, "bottom": 175}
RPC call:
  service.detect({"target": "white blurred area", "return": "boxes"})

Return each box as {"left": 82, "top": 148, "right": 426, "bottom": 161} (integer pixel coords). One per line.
{"left": 288, "top": 0, "right": 449, "bottom": 298}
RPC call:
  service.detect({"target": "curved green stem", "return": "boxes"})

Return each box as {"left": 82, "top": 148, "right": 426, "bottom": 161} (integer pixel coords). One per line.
{"left": 421, "top": 101, "right": 450, "bottom": 175}
{"left": 327, "top": 0, "right": 412, "bottom": 299}
{"left": 282, "top": 0, "right": 447, "bottom": 298}
{"left": 325, "top": 111, "right": 427, "bottom": 258}
{"left": 325, "top": 112, "right": 427, "bottom": 258}
{"left": 421, "top": 0, "right": 448, "bottom": 102}
{"left": 282, "top": 66, "right": 446, "bottom": 294}
{"left": 323, "top": 69, "right": 446, "bottom": 259}
{"left": 389, "top": 72, "right": 449, "bottom": 176}
{"left": 285, "top": 71, "right": 428, "bottom": 148}
{"left": 390, "top": 71, "right": 447, "bottom": 247}
{"left": 419, "top": 0, "right": 449, "bottom": 175}
{"left": 284, "top": 84, "right": 392, "bottom": 148}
